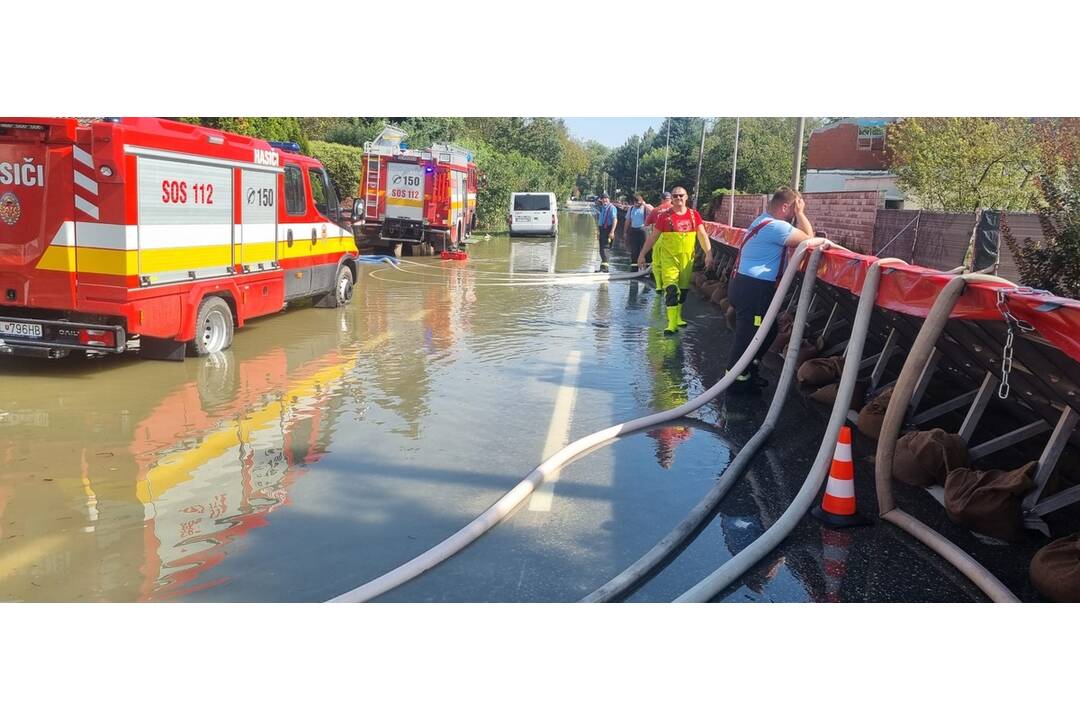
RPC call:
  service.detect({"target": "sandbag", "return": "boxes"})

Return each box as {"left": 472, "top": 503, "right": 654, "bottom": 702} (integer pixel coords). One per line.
{"left": 856, "top": 387, "right": 893, "bottom": 440}
{"left": 795, "top": 340, "right": 818, "bottom": 365}
{"left": 725, "top": 306, "right": 737, "bottom": 330}
{"left": 769, "top": 328, "right": 792, "bottom": 356}
{"left": 894, "top": 428, "right": 969, "bottom": 488}
{"left": 700, "top": 279, "right": 720, "bottom": 298}
{"left": 944, "top": 461, "right": 1037, "bottom": 542}
{"left": 797, "top": 355, "right": 845, "bottom": 388}
{"left": 717, "top": 296, "right": 731, "bottom": 312}
{"left": 692, "top": 271, "right": 706, "bottom": 288}
{"left": 807, "top": 379, "right": 869, "bottom": 411}
{"left": 1030, "top": 532, "right": 1080, "bottom": 602}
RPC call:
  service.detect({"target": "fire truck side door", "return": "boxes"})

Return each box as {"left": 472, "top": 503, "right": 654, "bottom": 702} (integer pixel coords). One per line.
{"left": 240, "top": 168, "right": 278, "bottom": 272}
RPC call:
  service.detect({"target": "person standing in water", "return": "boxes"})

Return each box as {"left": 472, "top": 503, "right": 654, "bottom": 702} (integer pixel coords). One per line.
{"left": 638, "top": 186, "right": 712, "bottom": 335}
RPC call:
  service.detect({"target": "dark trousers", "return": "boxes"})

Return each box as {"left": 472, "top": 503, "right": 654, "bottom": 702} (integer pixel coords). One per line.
{"left": 626, "top": 227, "right": 646, "bottom": 265}
{"left": 726, "top": 273, "right": 780, "bottom": 374}
{"left": 598, "top": 226, "right": 613, "bottom": 264}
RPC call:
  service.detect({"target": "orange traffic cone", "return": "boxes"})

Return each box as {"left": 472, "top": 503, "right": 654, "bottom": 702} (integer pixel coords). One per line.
{"left": 811, "top": 425, "right": 870, "bottom": 527}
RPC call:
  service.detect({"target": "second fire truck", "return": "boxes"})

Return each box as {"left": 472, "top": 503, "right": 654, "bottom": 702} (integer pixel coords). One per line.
{"left": 355, "top": 126, "right": 477, "bottom": 257}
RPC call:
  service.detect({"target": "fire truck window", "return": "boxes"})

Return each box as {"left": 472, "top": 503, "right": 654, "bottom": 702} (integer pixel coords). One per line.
{"left": 323, "top": 171, "right": 341, "bottom": 222}
{"left": 284, "top": 165, "right": 306, "bottom": 215}
{"left": 308, "top": 168, "right": 329, "bottom": 217}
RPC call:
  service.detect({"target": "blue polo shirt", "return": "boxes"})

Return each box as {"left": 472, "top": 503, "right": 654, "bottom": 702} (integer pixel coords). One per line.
{"left": 596, "top": 203, "right": 617, "bottom": 228}
{"left": 736, "top": 213, "right": 794, "bottom": 282}
{"left": 627, "top": 204, "right": 649, "bottom": 228}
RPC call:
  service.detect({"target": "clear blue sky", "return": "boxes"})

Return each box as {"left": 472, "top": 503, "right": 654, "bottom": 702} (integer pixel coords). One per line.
{"left": 562, "top": 117, "right": 665, "bottom": 148}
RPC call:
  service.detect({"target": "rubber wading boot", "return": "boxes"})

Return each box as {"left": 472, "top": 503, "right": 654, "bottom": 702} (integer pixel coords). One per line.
{"left": 728, "top": 369, "right": 762, "bottom": 396}
{"left": 676, "top": 303, "right": 688, "bottom": 327}
{"left": 665, "top": 306, "right": 680, "bottom": 335}
{"left": 748, "top": 359, "right": 769, "bottom": 387}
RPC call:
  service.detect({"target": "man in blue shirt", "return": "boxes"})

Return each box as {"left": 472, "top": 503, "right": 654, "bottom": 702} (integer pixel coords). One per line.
{"left": 595, "top": 193, "right": 618, "bottom": 272}
{"left": 624, "top": 192, "right": 653, "bottom": 271}
{"left": 722, "top": 187, "right": 817, "bottom": 394}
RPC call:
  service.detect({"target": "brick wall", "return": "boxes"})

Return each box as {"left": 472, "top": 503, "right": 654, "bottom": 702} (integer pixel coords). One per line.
{"left": 801, "top": 191, "right": 882, "bottom": 254}
{"left": 711, "top": 194, "right": 767, "bottom": 228}
{"left": 712, "top": 190, "right": 883, "bottom": 255}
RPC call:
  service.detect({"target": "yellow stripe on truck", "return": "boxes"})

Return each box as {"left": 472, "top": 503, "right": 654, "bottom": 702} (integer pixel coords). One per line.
{"left": 36, "top": 237, "right": 357, "bottom": 277}
{"left": 388, "top": 198, "right": 424, "bottom": 208}
{"left": 241, "top": 241, "right": 277, "bottom": 264}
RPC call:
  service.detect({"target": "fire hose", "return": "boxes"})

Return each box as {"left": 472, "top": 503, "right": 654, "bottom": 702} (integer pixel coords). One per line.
{"left": 329, "top": 240, "right": 825, "bottom": 602}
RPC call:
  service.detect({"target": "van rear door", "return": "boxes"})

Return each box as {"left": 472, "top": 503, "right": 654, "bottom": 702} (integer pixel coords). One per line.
{"left": 0, "top": 119, "right": 79, "bottom": 310}
{"left": 513, "top": 193, "right": 551, "bottom": 226}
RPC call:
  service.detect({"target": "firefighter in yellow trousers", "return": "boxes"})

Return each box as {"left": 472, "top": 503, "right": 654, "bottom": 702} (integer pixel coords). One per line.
{"left": 638, "top": 186, "right": 713, "bottom": 335}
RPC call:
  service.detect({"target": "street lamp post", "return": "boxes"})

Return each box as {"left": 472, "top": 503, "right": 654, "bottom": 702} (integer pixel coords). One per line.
{"left": 729, "top": 117, "right": 740, "bottom": 226}
{"left": 791, "top": 117, "right": 806, "bottom": 191}
{"left": 633, "top": 136, "right": 640, "bottom": 193}
{"left": 692, "top": 117, "right": 707, "bottom": 210}
{"left": 661, "top": 120, "right": 671, "bottom": 192}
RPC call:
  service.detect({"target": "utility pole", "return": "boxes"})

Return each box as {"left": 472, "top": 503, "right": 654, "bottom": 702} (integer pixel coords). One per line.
{"left": 729, "top": 117, "right": 740, "bottom": 226}
{"left": 661, "top": 120, "right": 671, "bottom": 192}
{"left": 791, "top": 117, "right": 806, "bottom": 191}
{"left": 633, "top": 136, "right": 640, "bottom": 193}
{"left": 692, "top": 117, "right": 707, "bottom": 209}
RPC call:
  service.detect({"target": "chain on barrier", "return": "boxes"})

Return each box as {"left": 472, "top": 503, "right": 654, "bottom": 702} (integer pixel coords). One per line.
{"left": 994, "top": 287, "right": 1043, "bottom": 399}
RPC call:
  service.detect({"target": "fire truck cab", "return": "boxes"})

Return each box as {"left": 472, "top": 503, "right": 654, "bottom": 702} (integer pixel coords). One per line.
{"left": 0, "top": 117, "right": 360, "bottom": 360}
{"left": 355, "top": 126, "right": 477, "bottom": 257}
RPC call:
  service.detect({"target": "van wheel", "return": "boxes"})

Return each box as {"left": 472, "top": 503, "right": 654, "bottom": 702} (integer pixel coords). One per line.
{"left": 327, "top": 264, "right": 355, "bottom": 308}
{"left": 188, "top": 296, "right": 234, "bottom": 356}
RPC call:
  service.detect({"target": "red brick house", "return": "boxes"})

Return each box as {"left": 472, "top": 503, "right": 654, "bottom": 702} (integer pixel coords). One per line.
{"left": 804, "top": 118, "right": 914, "bottom": 209}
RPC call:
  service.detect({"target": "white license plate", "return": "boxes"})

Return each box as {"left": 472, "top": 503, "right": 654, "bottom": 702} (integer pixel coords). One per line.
{"left": 0, "top": 321, "right": 43, "bottom": 338}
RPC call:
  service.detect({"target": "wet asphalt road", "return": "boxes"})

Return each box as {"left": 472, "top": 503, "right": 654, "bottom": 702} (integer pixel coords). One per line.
{"left": 0, "top": 209, "right": 1030, "bottom": 601}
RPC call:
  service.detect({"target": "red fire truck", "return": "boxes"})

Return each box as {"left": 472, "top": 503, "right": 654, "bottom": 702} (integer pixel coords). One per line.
{"left": 355, "top": 125, "right": 478, "bottom": 257}
{"left": 0, "top": 117, "right": 360, "bottom": 360}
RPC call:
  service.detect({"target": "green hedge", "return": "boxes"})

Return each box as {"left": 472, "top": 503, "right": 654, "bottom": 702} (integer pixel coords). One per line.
{"left": 308, "top": 140, "right": 364, "bottom": 200}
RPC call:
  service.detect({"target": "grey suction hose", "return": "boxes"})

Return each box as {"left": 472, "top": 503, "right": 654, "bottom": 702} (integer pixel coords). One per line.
{"left": 875, "top": 274, "right": 1019, "bottom": 603}
{"left": 328, "top": 241, "right": 819, "bottom": 602}
{"left": 582, "top": 248, "right": 825, "bottom": 602}
{"left": 675, "top": 257, "right": 891, "bottom": 603}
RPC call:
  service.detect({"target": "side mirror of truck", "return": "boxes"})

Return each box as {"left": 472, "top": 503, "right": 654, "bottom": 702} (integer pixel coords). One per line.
{"left": 352, "top": 198, "right": 365, "bottom": 224}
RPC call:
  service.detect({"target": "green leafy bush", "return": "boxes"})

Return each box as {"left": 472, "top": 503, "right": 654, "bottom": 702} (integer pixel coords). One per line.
{"left": 1003, "top": 120, "right": 1080, "bottom": 298}
{"left": 309, "top": 140, "right": 364, "bottom": 199}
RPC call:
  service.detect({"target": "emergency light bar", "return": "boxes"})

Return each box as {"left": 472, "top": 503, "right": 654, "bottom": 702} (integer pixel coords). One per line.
{"left": 268, "top": 140, "right": 302, "bottom": 153}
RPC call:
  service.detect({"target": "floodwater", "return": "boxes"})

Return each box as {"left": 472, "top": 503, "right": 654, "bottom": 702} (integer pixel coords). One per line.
{"left": 0, "top": 209, "right": 987, "bottom": 602}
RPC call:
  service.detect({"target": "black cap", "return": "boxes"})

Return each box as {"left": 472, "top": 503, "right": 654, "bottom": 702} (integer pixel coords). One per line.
{"left": 599, "top": 192, "right": 609, "bottom": 199}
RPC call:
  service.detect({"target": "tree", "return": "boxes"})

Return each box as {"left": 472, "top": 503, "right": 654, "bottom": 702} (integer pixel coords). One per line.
{"left": 606, "top": 117, "right": 819, "bottom": 204}
{"left": 1002, "top": 119, "right": 1080, "bottom": 298}
{"left": 887, "top": 117, "right": 1039, "bottom": 212}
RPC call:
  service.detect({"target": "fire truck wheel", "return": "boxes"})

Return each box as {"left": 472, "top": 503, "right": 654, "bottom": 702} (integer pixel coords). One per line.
{"left": 326, "top": 264, "right": 355, "bottom": 308}
{"left": 189, "top": 296, "right": 234, "bottom": 356}
{"left": 390, "top": 242, "right": 404, "bottom": 258}
{"left": 419, "top": 241, "right": 434, "bottom": 256}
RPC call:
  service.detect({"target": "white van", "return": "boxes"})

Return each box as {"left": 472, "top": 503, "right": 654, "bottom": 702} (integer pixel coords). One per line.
{"left": 508, "top": 192, "right": 558, "bottom": 237}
